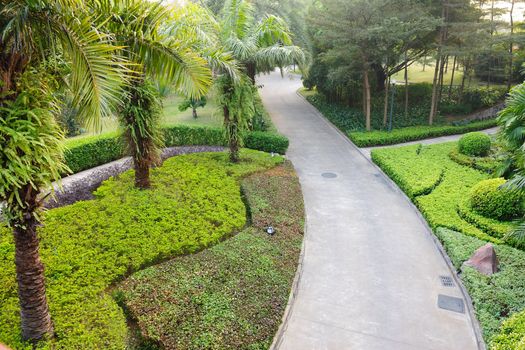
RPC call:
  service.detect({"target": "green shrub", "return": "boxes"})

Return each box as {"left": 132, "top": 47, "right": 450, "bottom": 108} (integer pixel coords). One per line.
{"left": 118, "top": 162, "right": 303, "bottom": 349}
{"left": 64, "top": 125, "right": 289, "bottom": 174}
{"left": 457, "top": 197, "right": 514, "bottom": 239}
{"left": 458, "top": 132, "right": 492, "bottom": 157}
{"left": 434, "top": 228, "right": 525, "bottom": 344}
{"left": 448, "top": 147, "right": 499, "bottom": 173}
{"left": 491, "top": 311, "right": 525, "bottom": 350}
{"left": 244, "top": 131, "right": 289, "bottom": 154}
{"left": 470, "top": 178, "right": 524, "bottom": 220}
{"left": 349, "top": 120, "right": 497, "bottom": 147}
{"left": 0, "top": 150, "right": 283, "bottom": 349}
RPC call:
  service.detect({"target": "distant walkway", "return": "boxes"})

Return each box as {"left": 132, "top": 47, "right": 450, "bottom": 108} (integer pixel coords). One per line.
{"left": 360, "top": 127, "right": 499, "bottom": 158}
{"left": 259, "top": 71, "right": 482, "bottom": 350}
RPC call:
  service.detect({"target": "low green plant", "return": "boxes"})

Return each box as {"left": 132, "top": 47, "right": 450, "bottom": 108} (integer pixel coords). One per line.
{"left": 118, "top": 162, "right": 303, "bottom": 349}
{"left": 449, "top": 147, "right": 499, "bottom": 173}
{"left": 349, "top": 120, "right": 497, "bottom": 147}
{"left": 64, "top": 126, "right": 289, "bottom": 174}
{"left": 458, "top": 197, "right": 514, "bottom": 239}
{"left": 0, "top": 150, "right": 282, "bottom": 349}
{"left": 459, "top": 132, "right": 492, "bottom": 157}
{"left": 470, "top": 178, "right": 524, "bottom": 220}
{"left": 491, "top": 311, "right": 525, "bottom": 350}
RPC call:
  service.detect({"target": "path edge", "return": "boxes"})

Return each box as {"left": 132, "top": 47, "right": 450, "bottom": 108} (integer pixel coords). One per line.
{"left": 294, "top": 89, "right": 487, "bottom": 350}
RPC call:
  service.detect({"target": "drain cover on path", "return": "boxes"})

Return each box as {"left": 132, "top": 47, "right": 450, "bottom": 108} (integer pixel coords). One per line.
{"left": 438, "top": 294, "right": 465, "bottom": 314}
{"left": 439, "top": 275, "right": 455, "bottom": 287}
{"left": 321, "top": 172, "right": 337, "bottom": 178}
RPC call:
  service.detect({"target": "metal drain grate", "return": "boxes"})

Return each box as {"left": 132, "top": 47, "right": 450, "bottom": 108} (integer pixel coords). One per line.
{"left": 439, "top": 275, "right": 455, "bottom": 287}
{"left": 321, "top": 172, "right": 337, "bottom": 179}
{"left": 438, "top": 294, "right": 465, "bottom": 314}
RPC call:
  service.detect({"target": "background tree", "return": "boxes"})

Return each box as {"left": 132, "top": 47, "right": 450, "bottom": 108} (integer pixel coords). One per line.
{"left": 178, "top": 96, "right": 207, "bottom": 118}
{"left": 0, "top": 0, "right": 125, "bottom": 341}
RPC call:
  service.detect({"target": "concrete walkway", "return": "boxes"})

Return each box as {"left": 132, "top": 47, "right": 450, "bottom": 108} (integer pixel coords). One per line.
{"left": 258, "top": 71, "right": 481, "bottom": 350}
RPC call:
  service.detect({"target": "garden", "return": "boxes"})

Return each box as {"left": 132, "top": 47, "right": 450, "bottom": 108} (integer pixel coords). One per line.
{"left": 372, "top": 128, "right": 525, "bottom": 349}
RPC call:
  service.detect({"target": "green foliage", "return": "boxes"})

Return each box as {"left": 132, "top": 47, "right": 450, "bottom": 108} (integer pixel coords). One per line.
{"left": 244, "top": 131, "right": 289, "bottom": 154}
{"left": 178, "top": 96, "right": 207, "bottom": 116}
{"left": 434, "top": 228, "right": 525, "bottom": 345}
{"left": 0, "top": 69, "right": 69, "bottom": 224}
{"left": 458, "top": 197, "right": 514, "bottom": 239}
{"left": 469, "top": 178, "right": 524, "bottom": 221}
{"left": 458, "top": 132, "right": 492, "bottom": 157}
{"left": 0, "top": 150, "right": 283, "bottom": 349}
{"left": 349, "top": 120, "right": 497, "bottom": 147}
{"left": 64, "top": 126, "right": 289, "bottom": 173}
{"left": 118, "top": 162, "right": 303, "bottom": 349}
{"left": 372, "top": 142, "right": 502, "bottom": 243}
{"left": 448, "top": 147, "right": 500, "bottom": 173}
{"left": 440, "top": 87, "right": 507, "bottom": 115}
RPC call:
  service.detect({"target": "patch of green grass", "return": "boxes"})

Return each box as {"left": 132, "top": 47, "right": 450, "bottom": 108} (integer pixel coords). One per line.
{"left": 118, "top": 162, "right": 304, "bottom": 350}
{"left": 0, "top": 150, "right": 283, "bottom": 349}
{"left": 435, "top": 228, "right": 525, "bottom": 347}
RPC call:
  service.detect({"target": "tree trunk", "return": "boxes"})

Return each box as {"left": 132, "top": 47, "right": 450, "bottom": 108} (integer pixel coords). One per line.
{"left": 13, "top": 185, "right": 53, "bottom": 342}
{"left": 459, "top": 59, "right": 468, "bottom": 103}
{"left": 429, "top": 55, "right": 441, "bottom": 125}
{"left": 448, "top": 56, "right": 457, "bottom": 99}
{"left": 437, "top": 54, "right": 447, "bottom": 108}
{"left": 383, "top": 77, "right": 390, "bottom": 127}
{"left": 363, "top": 67, "right": 371, "bottom": 131}
{"left": 422, "top": 56, "right": 427, "bottom": 72}
{"left": 507, "top": 0, "right": 515, "bottom": 91}
{"left": 404, "top": 51, "right": 409, "bottom": 118}
{"left": 246, "top": 62, "right": 257, "bottom": 85}
{"left": 224, "top": 106, "right": 239, "bottom": 162}
{"left": 135, "top": 163, "right": 151, "bottom": 189}
{"left": 373, "top": 64, "right": 387, "bottom": 92}
{"left": 192, "top": 106, "right": 198, "bottom": 119}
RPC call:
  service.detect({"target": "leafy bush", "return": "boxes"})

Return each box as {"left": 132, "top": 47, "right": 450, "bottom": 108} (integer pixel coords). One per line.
{"left": 459, "top": 132, "right": 492, "bottom": 157}
{"left": 118, "top": 162, "right": 303, "bottom": 350}
{"left": 372, "top": 142, "right": 501, "bottom": 243}
{"left": 0, "top": 150, "right": 283, "bottom": 349}
{"left": 458, "top": 197, "right": 514, "bottom": 239}
{"left": 434, "top": 228, "right": 525, "bottom": 344}
{"left": 448, "top": 147, "right": 499, "bottom": 173}
{"left": 349, "top": 120, "right": 497, "bottom": 147}
{"left": 470, "top": 178, "right": 524, "bottom": 220}
{"left": 64, "top": 125, "right": 289, "bottom": 174}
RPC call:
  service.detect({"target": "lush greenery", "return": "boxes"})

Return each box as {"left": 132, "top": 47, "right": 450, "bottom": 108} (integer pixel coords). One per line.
{"left": 118, "top": 162, "right": 304, "bottom": 349}
{"left": 470, "top": 178, "right": 523, "bottom": 221}
{"left": 435, "top": 228, "right": 525, "bottom": 348}
{"left": 373, "top": 141, "right": 525, "bottom": 347}
{"left": 64, "top": 125, "right": 289, "bottom": 174}
{"left": 459, "top": 132, "right": 492, "bottom": 157}
{"left": 449, "top": 146, "right": 500, "bottom": 174}
{"left": 0, "top": 150, "right": 282, "bottom": 348}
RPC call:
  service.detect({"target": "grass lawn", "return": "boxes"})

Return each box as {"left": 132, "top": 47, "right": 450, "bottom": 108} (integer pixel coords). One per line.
{"left": 0, "top": 150, "right": 284, "bottom": 349}
{"left": 372, "top": 142, "right": 525, "bottom": 349}
{"left": 118, "top": 161, "right": 304, "bottom": 349}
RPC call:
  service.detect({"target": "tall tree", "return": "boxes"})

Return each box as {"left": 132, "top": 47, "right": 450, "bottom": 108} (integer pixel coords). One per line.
{"left": 0, "top": 0, "right": 125, "bottom": 341}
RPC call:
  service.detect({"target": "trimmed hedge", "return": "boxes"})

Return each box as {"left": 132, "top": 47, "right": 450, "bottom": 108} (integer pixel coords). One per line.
{"left": 349, "top": 119, "right": 497, "bottom": 147}
{"left": 457, "top": 197, "right": 514, "bottom": 239}
{"left": 64, "top": 125, "right": 289, "bottom": 174}
{"left": 492, "top": 311, "right": 525, "bottom": 350}
{"left": 459, "top": 132, "right": 492, "bottom": 157}
{"left": 469, "top": 178, "right": 524, "bottom": 220}
{"left": 0, "top": 150, "right": 283, "bottom": 349}
{"left": 449, "top": 147, "right": 499, "bottom": 173}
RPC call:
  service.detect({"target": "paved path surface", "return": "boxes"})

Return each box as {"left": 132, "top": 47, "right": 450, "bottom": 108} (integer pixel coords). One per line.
{"left": 258, "top": 71, "right": 481, "bottom": 350}
{"left": 360, "top": 127, "right": 499, "bottom": 158}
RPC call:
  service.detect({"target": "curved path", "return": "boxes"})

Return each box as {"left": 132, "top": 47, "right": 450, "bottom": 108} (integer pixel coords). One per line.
{"left": 258, "top": 71, "right": 481, "bottom": 350}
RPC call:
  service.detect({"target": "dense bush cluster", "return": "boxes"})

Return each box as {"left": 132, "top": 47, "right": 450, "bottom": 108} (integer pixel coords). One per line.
{"left": 118, "top": 162, "right": 303, "bottom": 349}
{"left": 469, "top": 178, "right": 524, "bottom": 220}
{"left": 459, "top": 132, "right": 492, "bottom": 157}
{"left": 64, "top": 125, "right": 289, "bottom": 174}
{"left": 440, "top": 86, "right": 507, "bottom": 115}
{"left": 0, "top": 150, "right": 283, "bottom": 349}
{"left": 349, "top": 120, "right": 497, "bottom": 147}
{"left": 448, "top": 147, "right": 499, "bottom": 173}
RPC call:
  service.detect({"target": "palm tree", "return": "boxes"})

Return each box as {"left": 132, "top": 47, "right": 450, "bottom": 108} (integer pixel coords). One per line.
{"left": 214, "top": 0, "right": 305, "bottom": 162}
{"left": 90, "top": 0, "right": 214, "bottom": 188}
{"left": 0, "top": 0, "right": 126, "bottom": 341}
{"left": 497, "top": 83, "right": 525, "bottom": 246}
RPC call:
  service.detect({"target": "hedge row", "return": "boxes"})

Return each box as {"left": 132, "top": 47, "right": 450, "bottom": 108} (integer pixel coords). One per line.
{"left": 448, "top": 147, "right": 499, "bottom": 174}
{"left": 349, "top": 119, "right": 497, "bottom": 147}
{"left": 65, "top": 124, "right": 289, "bottom": 174}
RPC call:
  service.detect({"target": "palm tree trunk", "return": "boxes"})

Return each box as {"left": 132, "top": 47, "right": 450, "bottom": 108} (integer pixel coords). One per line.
{"left": 13, "top": 185, "right": 53, "bottom": 342}
{"left": 135, "top": 162, "right": 151, "bottom": 189}
{"left": 246, "top": 62, "right": 257, "bottom": 85}
{"left": 224, "top": 106, "right": 240, "bottom": 162}
{"left": 192, "top": 106, "right": 198, "bottom": 119}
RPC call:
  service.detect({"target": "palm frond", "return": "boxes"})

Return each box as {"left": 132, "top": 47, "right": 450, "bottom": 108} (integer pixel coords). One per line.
{"left": 254, "top": 44, "right": 306, "bottom": 72}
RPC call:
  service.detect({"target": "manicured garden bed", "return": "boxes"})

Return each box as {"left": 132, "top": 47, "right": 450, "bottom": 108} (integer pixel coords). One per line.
{"left": 118, "top": 162, "right": 304, "bottom": 349}
{"left": 0, "top": 150, "right": 284, "bottom": 349}
{"left": 372, "top": 141, "right": 525, "bottom": 349}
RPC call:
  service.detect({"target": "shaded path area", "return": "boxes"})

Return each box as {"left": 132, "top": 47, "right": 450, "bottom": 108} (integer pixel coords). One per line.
{"left": 258, "top": 71, "right": 481, "bottom": 350}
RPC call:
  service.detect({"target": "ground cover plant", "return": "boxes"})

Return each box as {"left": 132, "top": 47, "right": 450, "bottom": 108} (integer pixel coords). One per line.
{"left": 0, "top": 150, "right": 282, "bottom": 349}
{"left": 372, "top": 142, "right": 525, "bottom": 348}
{"left": 118, "top": 162, "right": 304, "bottom": 349}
